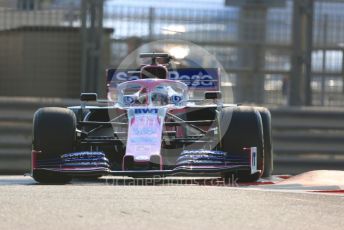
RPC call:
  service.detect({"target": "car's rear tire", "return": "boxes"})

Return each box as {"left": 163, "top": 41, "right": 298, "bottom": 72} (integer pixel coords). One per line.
{"left": 219, "top": 106, "right": 264, "bottom": 182}
{"left": 255, "top": 107, "right": 273, "bottom": 178}
{"left": 32, "top": 107, "right": 76, "bottom": 184}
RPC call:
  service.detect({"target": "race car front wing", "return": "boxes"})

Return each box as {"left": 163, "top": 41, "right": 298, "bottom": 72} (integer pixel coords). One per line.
{"left": 32, "top": 165, "right": 253, "bottom": 177}
{"left": 31, "top": 147, "right": 260, "bottom": 178}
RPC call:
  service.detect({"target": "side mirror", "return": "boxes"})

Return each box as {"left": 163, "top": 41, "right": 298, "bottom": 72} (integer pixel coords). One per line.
{"left": 205, "top": 91, "right": 222, "bottom": 100}
{"left": 80, "top": 93, "right": 97, "bottom": 102}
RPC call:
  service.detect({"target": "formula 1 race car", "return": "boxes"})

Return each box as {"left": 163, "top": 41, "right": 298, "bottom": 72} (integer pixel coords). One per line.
{"left": 31, "top": 53, "right": 273, "bottom": 184}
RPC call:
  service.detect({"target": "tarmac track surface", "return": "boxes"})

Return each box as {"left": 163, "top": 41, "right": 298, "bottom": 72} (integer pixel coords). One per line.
{"left": 0, "top": 175, "right": 343, "bottom": 230}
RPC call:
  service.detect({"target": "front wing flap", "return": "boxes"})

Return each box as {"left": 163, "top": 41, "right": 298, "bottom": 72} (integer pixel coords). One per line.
{"left": 33, "top": 165, "right": 252, "bottom": 177}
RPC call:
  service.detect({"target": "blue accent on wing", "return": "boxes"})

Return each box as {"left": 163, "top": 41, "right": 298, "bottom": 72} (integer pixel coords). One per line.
{"left": 36, "top": 152, "right": 110, "bottom": 169}
{"left": 107, "top": 68, "right": 219, "bottom": 90}
{"left": 176, "top": 149, "right": 250, "bottom": 167}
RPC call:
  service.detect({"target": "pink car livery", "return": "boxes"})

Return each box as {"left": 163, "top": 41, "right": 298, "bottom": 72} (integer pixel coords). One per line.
{"left": 30, "top": 53, "right": 272, "bottom": 184}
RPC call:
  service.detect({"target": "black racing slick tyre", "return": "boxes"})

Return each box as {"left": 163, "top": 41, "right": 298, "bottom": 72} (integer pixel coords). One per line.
{"left": 32, "top": 107, "right": 76, "bottom": 184}
{"left": 255, "top": 107, "right": 273, "bottom": 178}
{"left": 219, "top": 106, "right": 264, "bottom": 182}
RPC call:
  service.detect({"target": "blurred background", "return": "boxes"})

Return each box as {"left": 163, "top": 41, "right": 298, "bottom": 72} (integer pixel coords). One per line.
{"left": 1, "top": 0, "right": 344, "bottom": 174}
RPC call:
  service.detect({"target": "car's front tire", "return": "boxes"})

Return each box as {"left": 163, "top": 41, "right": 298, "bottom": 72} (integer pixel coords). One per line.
{"left": 32, "top": 107, "right": 76, "bottom": 184}
{"left": 219, "top": 106, "right": 264, "bottom": 182}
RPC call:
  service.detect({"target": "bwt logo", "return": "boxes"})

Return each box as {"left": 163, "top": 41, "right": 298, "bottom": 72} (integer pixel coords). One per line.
{"left": 134, "top": 108, "right": 158, "bottom": 114}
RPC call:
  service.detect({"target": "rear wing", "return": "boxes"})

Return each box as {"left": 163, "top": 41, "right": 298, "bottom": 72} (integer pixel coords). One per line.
{"left": 106, "top": 68, "right": 220, "bottom": 91}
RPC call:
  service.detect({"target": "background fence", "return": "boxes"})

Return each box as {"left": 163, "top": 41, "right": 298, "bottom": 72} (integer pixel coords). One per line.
{"left": 0, "top": 0, "right": 344, "bottom": 106}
